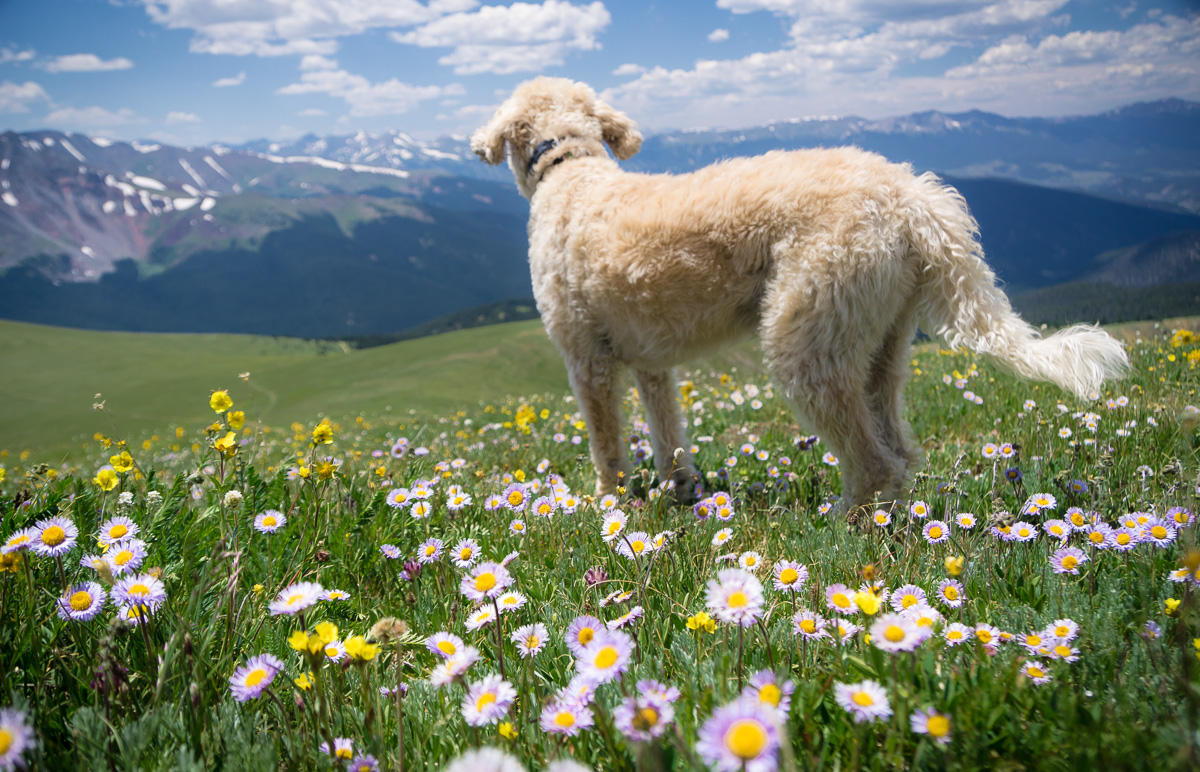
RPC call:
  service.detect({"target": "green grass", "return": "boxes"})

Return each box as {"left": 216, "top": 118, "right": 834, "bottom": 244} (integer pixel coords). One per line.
{"left": 2, "top": 318, "right": 1200, "bottom": 771}
{"left": 0, "top": 319, "right": 568, "bottom": 460}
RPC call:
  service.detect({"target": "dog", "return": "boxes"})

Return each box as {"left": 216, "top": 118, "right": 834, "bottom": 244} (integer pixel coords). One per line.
{"left": 471, "top": 77, "right": 1129, "bottom": 513}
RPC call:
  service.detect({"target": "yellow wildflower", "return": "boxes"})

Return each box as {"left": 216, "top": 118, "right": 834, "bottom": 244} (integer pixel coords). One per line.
{"left": 93, "top": 468, "right": 119, "bottom": 491}
{"left": 498, "top": 722, "right": 517, "bottom": 740}
{"left": 209, "top": 390, "right": 233, "bottom": 414}
{"left": 312, "top": 420, "right": 334, "bottom": 445}
{"left": 944, "top": 556, "right": 964, "bottom": 577}
{"left": 344, "top": 635, "right": 379, "bottom": 661}
{"left": 853, "top": 590, "right": 881, "bottom": 615}
{"left": 228, "top": 411, "right": 246, "bottom": 431}
{"left": 214, "top": 432, "right": 238, "bottom": 458}
{"left": 110, "top": 450, "right": 134, "bottom": 473}
{"left": 687, "top": 611, "right": 717, "bottom": 633}
{"left": 294, "top": 672, "right": 313, "bottom": 691}
{"left": 1166, "top": 598, "right": 1181, "bottom": 616}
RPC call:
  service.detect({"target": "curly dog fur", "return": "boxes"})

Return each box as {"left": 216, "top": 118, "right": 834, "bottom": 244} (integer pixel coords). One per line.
{"left": 472, "top": 77, "right": 1129, "bottom": 512}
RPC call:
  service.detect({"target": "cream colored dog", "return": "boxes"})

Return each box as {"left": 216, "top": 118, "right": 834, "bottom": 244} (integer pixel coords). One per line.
{"left": 472, "top": 77, "right": 1128, "bottom": 512}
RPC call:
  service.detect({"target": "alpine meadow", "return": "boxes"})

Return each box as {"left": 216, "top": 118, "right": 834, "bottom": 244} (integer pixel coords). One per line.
{"left": 1, "top": 316, "right": 1199, "bottom": 771}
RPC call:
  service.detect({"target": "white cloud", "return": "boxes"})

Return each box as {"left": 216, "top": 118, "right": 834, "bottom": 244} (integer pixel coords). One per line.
{"left": 390, "top": 0, "right": 611, "bottom": 74}
{"left": 603, "top": 11, "right": 1200, "bottom": 130}
{"left": 212, "top": 71, "right": 246, "bottom": 87}
{"left": 139, "top": 0, "right": 480, "bottom": 57}
{"left": 166, "top": 111, "right": 201, "bottom": 123}
{"left": 612, "top": 62, "right": 645, "bottom": 76}
{"left": 298, "top": 107, "right": 328, "bottom": 116}
{"left": 44, "top": 105, "right": 140, "bottom": 128}
{"left": 277, "top": 64, "right": 464, "bottom": 116}
{"left": 40, "top": 53, "right": 135, "bottom": 73}
{"left": 0, "top": 47, "right": 36, "bottom": 64}
{"left": 0, "top": 80, "right": 50, "bottom": 113}
{"left": 708, "top": 28, "right": 730, "bottom": 42}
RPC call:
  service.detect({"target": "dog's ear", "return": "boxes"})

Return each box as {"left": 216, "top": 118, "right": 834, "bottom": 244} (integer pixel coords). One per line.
{"left": 592, "top": 98, "right": 642, "bottom": 160}
{"left": 470, "top": 112, "right": 512, "bottom": 165}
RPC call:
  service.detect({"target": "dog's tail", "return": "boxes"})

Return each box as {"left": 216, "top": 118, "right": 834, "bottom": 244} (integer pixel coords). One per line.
{"left": 907, "top": 172, "right": 1129, "bottom": 399}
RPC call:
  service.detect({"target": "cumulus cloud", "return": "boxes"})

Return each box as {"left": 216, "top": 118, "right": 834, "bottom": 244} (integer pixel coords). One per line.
{"left": 708, "top": 28, "right": 730, "bottom": 42}
{"left": 139, "top": 0, "right": 480, "bottom": 57}
{"left": 612, "top": 62, "right": 645, "bottom": 76}
{"left": 0, "top": 80, "right": 50, "bottom": 113}
{"left": 212, "top": 71, "right": 246, "bottom": 87}
{"left": 166, "top": 111, "right": 201, "bottom": 124}
{"left": 44, "top": 105, "right": 140, "bottom": 128}
{"left": 277, "top": 63, "right": 464, "bottom": 116}
{"left": 603, "top": 8, "right": 1200, "bottom": 130}
{"left": 390, "top": 0, "right": 611, "bottom": 74}
{"left": 40, "top": 54, "right": 135, "bottom": 73}
{"left": 0, "top": 47, "right": 36, "bottom": 64}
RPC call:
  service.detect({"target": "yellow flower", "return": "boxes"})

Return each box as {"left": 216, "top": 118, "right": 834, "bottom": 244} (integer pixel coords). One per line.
{"left": 228, "top": 411, "right": 246, "bottom": 431}
{"left": 1171, "top": 329, "right": 1196, "bottom": 348}
{"left": 315, "top": 460, "right": 337, "bottom": 480}
{"left": 0, "top": 552, "right": 22, "bottom": 574}
{"left": 210, "top": 390, "right": 233, "bottom": 414}
{"left": 498, "top": 722, "right": 517, "bottom": 740}
{"left": 944, "top": 556, "right": 964, "bottom": 577}
{"left": 1166, "top": 598, "right": 1182, "bottom": 616}
{"left": 344, "top": 635, "right": 379, "bottom": 661}
{"left": 312, "top": 421, "right": 334, "bottom": 445}
{"left": 314, "top": 621, "right": 339, "bottom": 645}
{"left": 110, "top": 450, "right": 134, "bottom": 473}
{"left": 687, "top": 611, "right": 717, "bottom": 633}
{"left": 214, "top": 432, "right": 238, "bottom": 458}
{"left": 288, "top": 630, "right": 312, "bottom": 651}
{"left": 93, "top": 468, "right": 119, "bottom": 491}
{"left": 853, "top": 590, "right": 881, "bottom": 615}
{"left": 252, "top": 584, "right": 264, "bottom": 595}
{"left": 294, "top": 672, "right": 313, "bottom": 691}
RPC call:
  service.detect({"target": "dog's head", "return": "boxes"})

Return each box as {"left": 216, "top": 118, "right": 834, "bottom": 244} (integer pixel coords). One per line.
{"left": 471, "top": 77, "right": 642, "bottom": 198}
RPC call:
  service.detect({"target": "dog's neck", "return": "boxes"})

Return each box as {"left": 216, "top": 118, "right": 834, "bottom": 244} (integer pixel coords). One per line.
{"left": 525, "top": 136, "right": 597, "bottom": 189}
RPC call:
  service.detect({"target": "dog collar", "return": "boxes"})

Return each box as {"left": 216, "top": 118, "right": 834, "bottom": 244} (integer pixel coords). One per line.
{"left": 527, "top": 138, "right": 559, "bottom": 175}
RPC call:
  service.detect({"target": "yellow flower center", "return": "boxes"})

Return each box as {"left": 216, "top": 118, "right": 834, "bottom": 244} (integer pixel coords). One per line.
{"left": 0, "top": 728, "right": 11, "bottom": 755}
{"left": 1054, "top": 645, "right": 1071, "bottom": 658}
{"left": 1017, "top": 527, "right": 1029, "bottom": 537}
{"left": 1088, "top": 532, "right": 1104, "bottom": 544}
{"left": 833, "top": 593, "right": 850, "bottom": 608}
{"left": 633, "top": 707, "right": 659, "bottom": 730}
{"left": 129, "top": 583, "right": 150, "bottom": 598}
{"left": 245, "top": 668, "right": 267, "bottom": 688}
{"left": 725, "top": 719, "right": 769, "bottom": 760}
{"left": 475, "top": 572, "right": 497, "bottom": 592}
{"left": 109, "top": 524, "right": 128, "bottom": 539}
{"left": 1027, "top": 666, "right": 1044, "bottom": 678}
{"left": 745, "top": 556, "right": 756, "bottom": 566}
{"left": 42, "top": 525, "right": 66, "bottom": 547}
{"left": 800, "top": 619, "right": 816, "bottom": 634}
{"left": 1116, "top": 533, "right": 1131, "bottom": 545}
{"left": 578, "top": 627, "right": 594, "bottom": 645}
{"left": 901, "top": 594, "right": 918, "bottom": 609}
{"left": 425, "top": 546, "right": 436, "bottom": 556}
{"left": 778, "top": 568, "right": 798, "bottom": 586}
{"left": 437, "top": 641, "right": 457, "bottom": 655}
{"left": 852, "top": 691, "right": 875, "bottom": 707}
{"left": 337, "top": 748, "right": 353, "bottom": 760}
{"left": 325, "top": 646, "right": 339, "bottom": 658}
{"left": 1055, "top": 626, "right": 1069, "bottom": 637}
{"left": 607, "top": 522, "right": 621, "bottom": 534}
{"left": 1071, "top": 515, "right": 1084, "bottom": 526}
{"left": 70, "top": 590, "right": 93, "bottom": 611}
{"left": 460, "top": 548, "right": 473, "bottom": 560}
{"left": 1050, "top": 525, "right": 1063, "bottom": 535}
{"left": 1152, "top": 526, "right": 1168, "bottom": 539}
{"left": 976, "top": 630, "right": 992, "bottom": 643}
{"left": 526, "top": 635, "right": 540, "bottom": 649}
{"left": 594, "top": 646, "right": 619, "bottom": 669}
{"left": 1062, "top": 556, "right": 1078, "bottom": 569}
{"left": 929, "top": 526, "right": 944, "bottom": 539}
{"left": 875, "top": 513, "right": 887, "bottom": 524}
{"left": 943, "top": 586, "right": 958, "bottom": 600}
{"left": 927, "top": 715, "right": 950, "bottom": 737}
{"left": 476, "top": 693, "right": 497, "bottom": 711}
{"left": 262, "top": 516, "right": 277, "bottom": 527}
{"left": 554, "top": 711, "right": 575, "bottom": 728}
{"left": 948, "top": 631, "right": 963, "bottom": 641}
{"left": 513, "top": 522, "right": 524, "bottom": 531}
{"left": 1026, "top": 635, "right": 1042, "bottom": 646}
{"left": 728, "top": 591, "right": 749, "bottom": 608}
{"left": 507, "top": 491, "right": 524, "bottom": 506}
{"left": 631, "top": 540, "right": 645, "bottom": 553}
{"left": 758, "top": 683, "right": 782, "bottom": 707}
{"left": 885, "top": 625, "right": 906, "bottom": 643}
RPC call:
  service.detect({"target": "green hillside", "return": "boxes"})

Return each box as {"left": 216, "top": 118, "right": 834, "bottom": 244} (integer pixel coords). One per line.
{"left": 0, "top": 319, "right": 568, "bottom": 459}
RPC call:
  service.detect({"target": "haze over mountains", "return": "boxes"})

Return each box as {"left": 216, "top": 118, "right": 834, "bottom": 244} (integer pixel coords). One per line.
{"left": 1, "top": 98, "right": 1198, "bottom": 339}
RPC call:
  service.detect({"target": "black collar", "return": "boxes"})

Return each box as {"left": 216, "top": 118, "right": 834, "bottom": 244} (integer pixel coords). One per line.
{"left": 526, "top": 138, "right": 559, "bottom": 175}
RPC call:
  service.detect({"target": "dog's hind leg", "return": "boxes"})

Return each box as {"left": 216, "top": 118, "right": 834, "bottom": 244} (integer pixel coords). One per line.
{"left": 633, "top": 368, "right": 698, "bottom": 502}
{"left": 566, "top": 355, "right": 632, "bottom": 497}
{"left": 864, "top": 310, "right": 920, "bottom": 501}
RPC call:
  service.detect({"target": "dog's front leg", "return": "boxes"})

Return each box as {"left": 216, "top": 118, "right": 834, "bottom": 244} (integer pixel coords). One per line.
{"left": 633, "top": 368, "right": 697, "bottom": 502}
{"left": 566, "top": 356, "right": 631, "bottom": 497}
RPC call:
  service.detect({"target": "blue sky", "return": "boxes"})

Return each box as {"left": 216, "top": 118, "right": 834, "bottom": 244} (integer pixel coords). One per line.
{"left": 1, "top": 1, "right": 1197, "bottom": 146}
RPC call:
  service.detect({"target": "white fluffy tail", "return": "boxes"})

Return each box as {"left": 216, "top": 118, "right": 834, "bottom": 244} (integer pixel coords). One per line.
{"left": 907, "top": 173, "right": 1129, "bottom": 399}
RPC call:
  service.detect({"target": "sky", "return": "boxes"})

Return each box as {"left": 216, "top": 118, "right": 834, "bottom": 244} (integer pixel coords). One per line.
{"left": 0, "top": 0, "right": 1198, "bottom": 146}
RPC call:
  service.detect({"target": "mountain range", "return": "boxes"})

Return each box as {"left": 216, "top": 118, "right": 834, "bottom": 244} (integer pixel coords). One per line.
{"left": 1, "top": 98, "right": 1198, "bottom": 338}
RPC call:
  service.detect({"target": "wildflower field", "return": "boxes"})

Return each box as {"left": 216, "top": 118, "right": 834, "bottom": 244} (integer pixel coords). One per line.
{"left": 2, "top": 321, "right": 1200, "bottom": 772}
